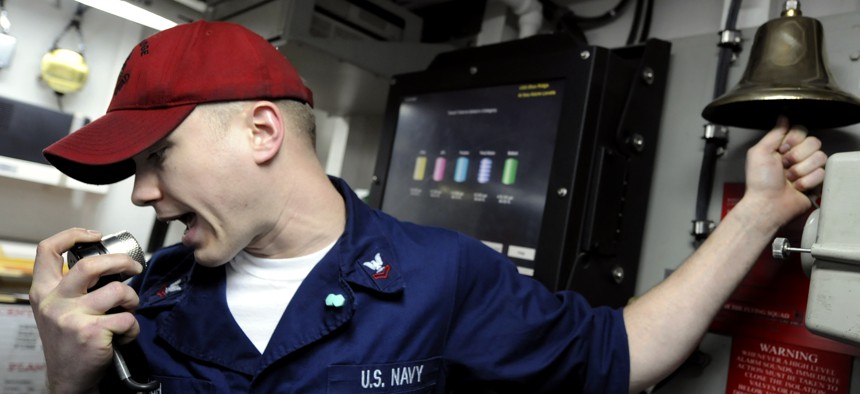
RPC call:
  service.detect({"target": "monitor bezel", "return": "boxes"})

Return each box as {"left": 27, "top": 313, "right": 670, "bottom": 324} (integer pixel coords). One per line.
{"left": 367, "top": 36, "right": 610, "bottom": 287}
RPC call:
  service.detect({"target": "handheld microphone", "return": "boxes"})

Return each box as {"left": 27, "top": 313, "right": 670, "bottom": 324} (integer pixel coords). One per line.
{"left": 67, "top": 231, "right": 160, "bottom": 392}
{"left": 68, "top": 230, "right": 146, "bottom": 289}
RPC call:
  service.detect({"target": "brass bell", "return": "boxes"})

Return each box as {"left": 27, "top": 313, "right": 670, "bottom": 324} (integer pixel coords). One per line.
{"left": 702, "top": 1, "right": 860, "bottom": 130}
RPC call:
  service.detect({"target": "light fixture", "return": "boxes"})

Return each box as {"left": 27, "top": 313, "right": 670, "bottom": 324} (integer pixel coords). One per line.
{"left": 74, "top": 0, "right": 178, "bottom": 31}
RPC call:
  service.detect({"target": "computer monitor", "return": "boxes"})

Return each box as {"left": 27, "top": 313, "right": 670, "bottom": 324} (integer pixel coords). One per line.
{"left": 368, "top": 35, "right": 670, "bottom": 307}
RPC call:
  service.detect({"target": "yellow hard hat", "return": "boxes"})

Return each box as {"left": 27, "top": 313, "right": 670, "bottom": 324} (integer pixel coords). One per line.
{"left": 40, "top": 48, "right": 89, "bottom": 94}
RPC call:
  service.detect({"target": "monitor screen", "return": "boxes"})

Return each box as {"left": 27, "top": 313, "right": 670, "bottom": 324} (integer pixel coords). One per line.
{"left": 379, "top": 80, "right": 565, "bottom": 273}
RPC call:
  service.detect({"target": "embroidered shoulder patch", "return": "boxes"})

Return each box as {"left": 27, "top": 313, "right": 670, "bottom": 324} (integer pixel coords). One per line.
{"left": 362, "top": 252, "right": 391, "bottom": 280}
{"left": 155, "top": 278, "right": 182, "bottom": 299}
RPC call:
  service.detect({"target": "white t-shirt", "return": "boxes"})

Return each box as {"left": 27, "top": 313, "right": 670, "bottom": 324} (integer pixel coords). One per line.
{"left": 226, "top": 242, "right": 335, "bottom": 353}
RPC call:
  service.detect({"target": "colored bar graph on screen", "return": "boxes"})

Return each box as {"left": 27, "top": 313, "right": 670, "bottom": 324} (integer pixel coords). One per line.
{"left": 433, "top": 157, "right": 446, "bottom": 181}
{"left": 502, "top": 158, "right": 518, "bottom": 185}
{"left": 478, "top": 158, "right": 492, "bottom": 184}
{"left": 413, "top": 156, "right": 427, "bottom": 180}
{"left": 454, "top": 157, "right": 469, "bottom": 183}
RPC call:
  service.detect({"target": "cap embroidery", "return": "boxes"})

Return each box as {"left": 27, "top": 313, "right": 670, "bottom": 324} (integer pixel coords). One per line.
{"left": 362, "top": 252, "right": 391, "bottom": 280}
{"left": 113, "top": 55, "right": 131, "bottom": 96}
{"left": 113, "top": 40, "right": 149, "bottom": 97}
{"left": 113, "top": 73, "right": 130, "bottom": 96}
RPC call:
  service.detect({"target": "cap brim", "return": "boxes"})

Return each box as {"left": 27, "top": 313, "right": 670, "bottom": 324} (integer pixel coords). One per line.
{"left": 44, "top": 104, "right": 196, "bottom": 185}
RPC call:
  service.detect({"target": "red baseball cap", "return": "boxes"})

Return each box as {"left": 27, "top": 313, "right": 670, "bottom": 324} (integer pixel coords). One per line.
{"left": 43, "top": 20, "right": 313, "bottom": 185}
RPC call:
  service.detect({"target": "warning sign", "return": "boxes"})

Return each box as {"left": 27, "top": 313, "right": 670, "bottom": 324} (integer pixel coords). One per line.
{"left": 726, "top": 336, "right": 852, "bottom": 394}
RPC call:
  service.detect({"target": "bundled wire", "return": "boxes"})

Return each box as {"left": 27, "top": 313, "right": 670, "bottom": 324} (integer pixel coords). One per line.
{"left": 625, "top": 0, "right": 653, "bottom": 45}
{"left": 626, "top": 0, "right": 644, "bottom": 45}
{"left": 638, "top": 0, "right": 653, "bottom": 43}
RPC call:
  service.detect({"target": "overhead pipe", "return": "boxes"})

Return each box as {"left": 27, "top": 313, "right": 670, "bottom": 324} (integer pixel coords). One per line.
{"left": 691, "top": 0, "right": 743, "bottom": 245}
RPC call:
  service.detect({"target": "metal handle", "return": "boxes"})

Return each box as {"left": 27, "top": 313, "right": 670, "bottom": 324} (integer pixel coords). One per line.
{"left": 772, "top": 237, "right": 811, "bottom": 260}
